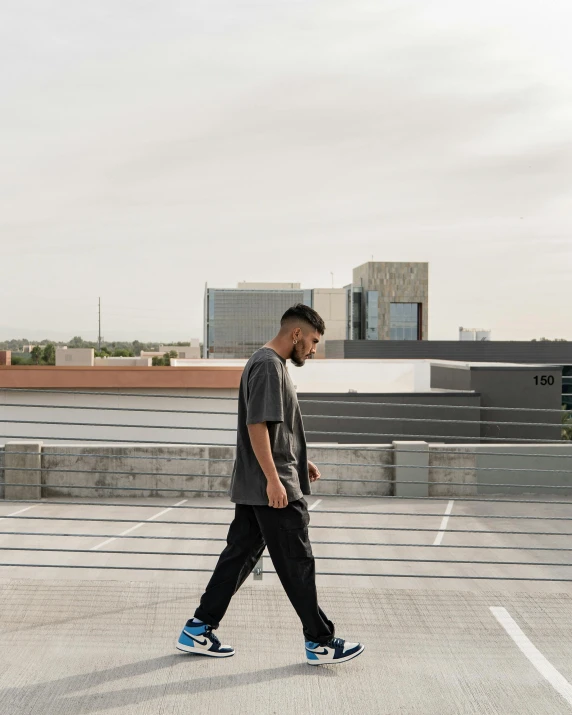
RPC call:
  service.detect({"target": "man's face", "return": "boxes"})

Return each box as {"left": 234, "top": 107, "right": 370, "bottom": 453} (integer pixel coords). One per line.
{"left": 289, "top": 328, "right": 321, "bottom": 367}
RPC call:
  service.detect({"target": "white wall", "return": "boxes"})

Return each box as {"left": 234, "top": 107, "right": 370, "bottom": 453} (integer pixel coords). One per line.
{"left": 55, "top": 348, "right": 94, "bottom": 366}
{"left": 286, "top": 359, "right": 432, "bottom": 393}
{"left": 0, "top": 388, "right": 239, "bottom": 446}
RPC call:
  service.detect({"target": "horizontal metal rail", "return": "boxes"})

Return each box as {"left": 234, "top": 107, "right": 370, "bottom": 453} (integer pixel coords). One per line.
{"left": 0, "top": 545, "right": 569, "bottom": 568}
{"left": 0, "top": 434, "right": 236, "bottom": 446}
{"left": 5, "top": 461, "right": 572, "bottom": 478}
{"left": 6, "top": 483, "right": 572, "bottom": 505}
{"left": 1, "top": 483, "right": 228, "bottom": 494}
{"left": 0, "top": 562, "right": 569, "bottom": 580}
{"left": 4, "top": 447, "right": 572, "bottom": 462}
{"left": 303, "top": 430, "right": 565, "bottom": 443}
{"left": 2, "top": 449, "right": 237, "bottom": 463}
{"left": 6, "top": 514, "right": 572, "bottom": 535}
{"left": 1, "top": 402, "right": 237, "bottom": 417}
{"left": 5, "top": 530, "right": 572, "bottom": 550}
{"left": 0, "top": 419, "right": 233, "bottom": 432}
{"left": 2, "top": 387, "right": 570, "bottom": 414}
{"left": 4, "top": 497, "right": 572, "bottom": 520}
{"left": 0, "top": 388, "right": 237, "bottom": 401}
{"left": 1, "top": 401, "right": 568, "bottom": 428}
{"left": 1, "top": 424, "right": 567, "bottom": 443}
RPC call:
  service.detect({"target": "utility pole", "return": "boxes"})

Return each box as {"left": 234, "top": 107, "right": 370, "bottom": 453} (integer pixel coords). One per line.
{"left": 98, "top": 297, "right": 102, "bottom": 351}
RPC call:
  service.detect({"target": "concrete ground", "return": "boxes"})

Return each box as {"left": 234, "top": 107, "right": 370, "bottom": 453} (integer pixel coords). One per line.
{"left": 1, "top": 496, "right": 572, "bottom": 713}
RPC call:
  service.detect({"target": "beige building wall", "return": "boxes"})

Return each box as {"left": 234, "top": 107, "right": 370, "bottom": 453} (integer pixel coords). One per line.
{"left": 94, "top": 357, "right": 152, "bottom": 366}
{"left": 352, "top": 262, "right": 429, "bottom": 340}
{"left": 312, "top": 288, "right": 346, "bottom": 358}
{"left": 55, "top": 348, "right": 95, "bottom": 366}
{"left": 160, "top": 342, "right": 201, "bottom": 359}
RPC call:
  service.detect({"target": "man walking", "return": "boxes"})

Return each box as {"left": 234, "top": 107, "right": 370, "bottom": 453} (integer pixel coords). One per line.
{"left": 176, "top": 304, "right": 364, "bottom": 665}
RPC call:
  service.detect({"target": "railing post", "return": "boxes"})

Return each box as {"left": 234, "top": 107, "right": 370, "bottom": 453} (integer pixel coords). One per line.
{"left": 393, "top": 441, "right": 428, "bottom": 497}
{"left": 4, "top": 441, "right": 43, "bottom": 500}
{"left": 253, "top": 554, "right": 263, "bottom": 580}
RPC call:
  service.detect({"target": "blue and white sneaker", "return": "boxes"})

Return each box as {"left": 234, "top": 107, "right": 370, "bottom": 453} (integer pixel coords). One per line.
{"left": 176, "top": 620, "right": 235, "bottom": 658}
{"left": 305, "top": 636, "right": 364, "bottom": 665}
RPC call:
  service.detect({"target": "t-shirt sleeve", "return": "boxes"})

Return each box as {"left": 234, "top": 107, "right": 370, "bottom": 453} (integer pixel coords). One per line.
{"left": 246, "top": 360, "right": 284, "bottom": 425}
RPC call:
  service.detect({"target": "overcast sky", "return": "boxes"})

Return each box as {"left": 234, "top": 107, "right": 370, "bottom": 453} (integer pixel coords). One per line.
{"left": 1, "top": 0, "right": 571, "bottom": 343}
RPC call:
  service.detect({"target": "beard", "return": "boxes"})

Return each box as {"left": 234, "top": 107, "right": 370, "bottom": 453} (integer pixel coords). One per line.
{"left": 289, "top": 342, "right": 308, "bottom": 367}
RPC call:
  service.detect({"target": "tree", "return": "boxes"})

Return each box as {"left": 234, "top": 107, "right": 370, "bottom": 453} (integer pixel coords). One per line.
{"left": 113, "top": 349, "right": 134, "bottom": 357}
{"left": 162, "top": 350, "right": 178, "bottom": 366}
{"left": 563, "top": 406, "right": 572, "bottom": 441}
{"left": 42, "top": 343, "right": 56, "bottom": 365}
{"left": 30, "top": 346, "right": 43, "bottom": 365}
{"left": 152, "top": 350, "right": 178, "bottom": 366}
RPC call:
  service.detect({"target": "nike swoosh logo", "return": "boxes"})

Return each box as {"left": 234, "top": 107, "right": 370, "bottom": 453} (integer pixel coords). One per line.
{"left": 307, "top": 648, "right": 328, "bottom": 656}
{"left": 183, "top": 630, "right": 208, "bottom": 646}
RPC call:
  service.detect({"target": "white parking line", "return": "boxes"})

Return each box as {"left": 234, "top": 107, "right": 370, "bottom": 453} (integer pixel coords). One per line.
{"left": 433, "top": 500, "right": 454, "bottom": 546}
{"left": 90, "top": 499, "right": 188, "bottom": 551}
{"left": 0, "top": 505, "right": 37, "bottom": 521}
{"left": 308, "top": 499, "right": 322, "bottom": 511}
{"left": 491, "top": 606, "right": 572, "bottom": 707}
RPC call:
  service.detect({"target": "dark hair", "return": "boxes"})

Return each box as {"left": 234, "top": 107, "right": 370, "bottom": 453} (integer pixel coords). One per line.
{"left": 280, "top": 303, "right": 326, "bottom": 335}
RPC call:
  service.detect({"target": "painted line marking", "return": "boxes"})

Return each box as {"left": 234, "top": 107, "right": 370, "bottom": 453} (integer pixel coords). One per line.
{"left": 90, "top": 499, "right": 188, "bottom": 550}
{"left": 490, "top": 606, "right": 572, "bottom": 707}
{"left": 0, "top": 505, "right": 37, "bottom": 521}
{"left": 433, "top": 500, "right": 454, "bottom": 546}
{"left": 309, "top": 499, "right": 322, "bottom": 511}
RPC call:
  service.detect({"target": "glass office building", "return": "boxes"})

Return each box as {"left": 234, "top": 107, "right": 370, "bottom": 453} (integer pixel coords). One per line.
{"left": 204, "top": 287, "right": 312, "bottom": 358}
{"left": 346, "top": 286, "right": 423, "bottom": 341}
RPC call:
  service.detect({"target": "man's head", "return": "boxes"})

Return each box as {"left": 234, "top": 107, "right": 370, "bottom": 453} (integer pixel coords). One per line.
{"left": 279, "top": 304, "right": 326, "bottom": 367}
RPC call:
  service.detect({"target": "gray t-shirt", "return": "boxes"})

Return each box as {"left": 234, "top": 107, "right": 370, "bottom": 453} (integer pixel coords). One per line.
{"left": 229, "top": 347, "right": 310, "bottom": 505}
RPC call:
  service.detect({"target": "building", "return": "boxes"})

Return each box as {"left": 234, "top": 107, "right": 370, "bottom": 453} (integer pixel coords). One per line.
{"left": 205, "top": 263, "right": 427, "bottom": 358}
{"left": 460, "top": 327, "right": 492, "bottom": 341}
{"left": 325, "top": 339, "right": 572, "bottom": 364}
{"left": 346, "top": 262, "right": 429, "bottom": 341}
{"left": 55, "top": 348, "right": 95, "bottom": 366}
{"left": 140, "top": 341, "right": 201, "bottom": 361}
{"left": 94, "top": 357, "right": 152, "bottom": 366}
{"left": 204, "top": 283, "right": 313, "bottom": 358}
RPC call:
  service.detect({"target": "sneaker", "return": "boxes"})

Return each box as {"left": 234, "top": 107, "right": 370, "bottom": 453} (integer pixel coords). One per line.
{"left": 176, "top": 621, "right": 235, "bottom": 658}
{"left": 305, "top": 636, "right": 364, "bottom": 665}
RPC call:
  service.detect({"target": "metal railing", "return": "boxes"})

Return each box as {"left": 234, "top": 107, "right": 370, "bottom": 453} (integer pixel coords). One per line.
{"left": 1, "top": 386, "right": 572, "bottom": 581}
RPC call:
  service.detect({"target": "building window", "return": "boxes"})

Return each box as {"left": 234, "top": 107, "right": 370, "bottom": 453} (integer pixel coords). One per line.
{"left": 365, "top": 291, "right": 378, "bottom": 340}
{"left": 390, "top": 303, "right": 420, "bottom": 340}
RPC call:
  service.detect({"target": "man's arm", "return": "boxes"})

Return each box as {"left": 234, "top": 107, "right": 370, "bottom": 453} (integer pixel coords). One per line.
{"left": 247, "top": 422, "right": 288, "bottom": 509}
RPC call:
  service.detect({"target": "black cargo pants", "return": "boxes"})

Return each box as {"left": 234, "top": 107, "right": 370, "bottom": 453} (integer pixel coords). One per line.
{"left": 194, "top": 497, "right": 335, "bottom": 645}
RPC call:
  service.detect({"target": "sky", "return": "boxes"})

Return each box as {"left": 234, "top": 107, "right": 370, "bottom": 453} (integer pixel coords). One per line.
{"left": 1, "top": 0, "right": 571, "bottom": 343}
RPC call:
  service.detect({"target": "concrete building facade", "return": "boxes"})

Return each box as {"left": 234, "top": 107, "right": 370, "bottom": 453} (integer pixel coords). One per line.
{"left": 346, "top": 262, "right": 429, "bottom": 341}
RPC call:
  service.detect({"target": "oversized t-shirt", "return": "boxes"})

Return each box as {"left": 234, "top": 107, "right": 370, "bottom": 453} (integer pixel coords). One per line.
{"left": 228, "top": 347, "right": 310, "bottom": 505}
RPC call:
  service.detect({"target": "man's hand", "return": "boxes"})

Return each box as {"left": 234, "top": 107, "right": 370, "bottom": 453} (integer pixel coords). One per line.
{"left": 308, "top": 460, "right": 321, "bottom": 483}
{"left": 267, "top": 478, "right": 288, "bottom": 509}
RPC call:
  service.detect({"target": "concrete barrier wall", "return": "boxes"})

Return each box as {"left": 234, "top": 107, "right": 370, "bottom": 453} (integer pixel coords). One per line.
{"left": 1, "top": 441, "right": 571, "bottom": 500}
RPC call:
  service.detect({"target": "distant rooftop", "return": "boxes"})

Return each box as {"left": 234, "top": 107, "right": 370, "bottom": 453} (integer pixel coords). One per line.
{"left": 235, "top": 282, "right": 301, "bottom": 290}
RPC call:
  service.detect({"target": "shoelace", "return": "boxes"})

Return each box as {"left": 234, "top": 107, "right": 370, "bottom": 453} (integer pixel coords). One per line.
{"left": 205, "top": 626, "right": 221, "bottom": 646}
{"left": 327, "top": 637, "right": 344, "bottom": 649}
